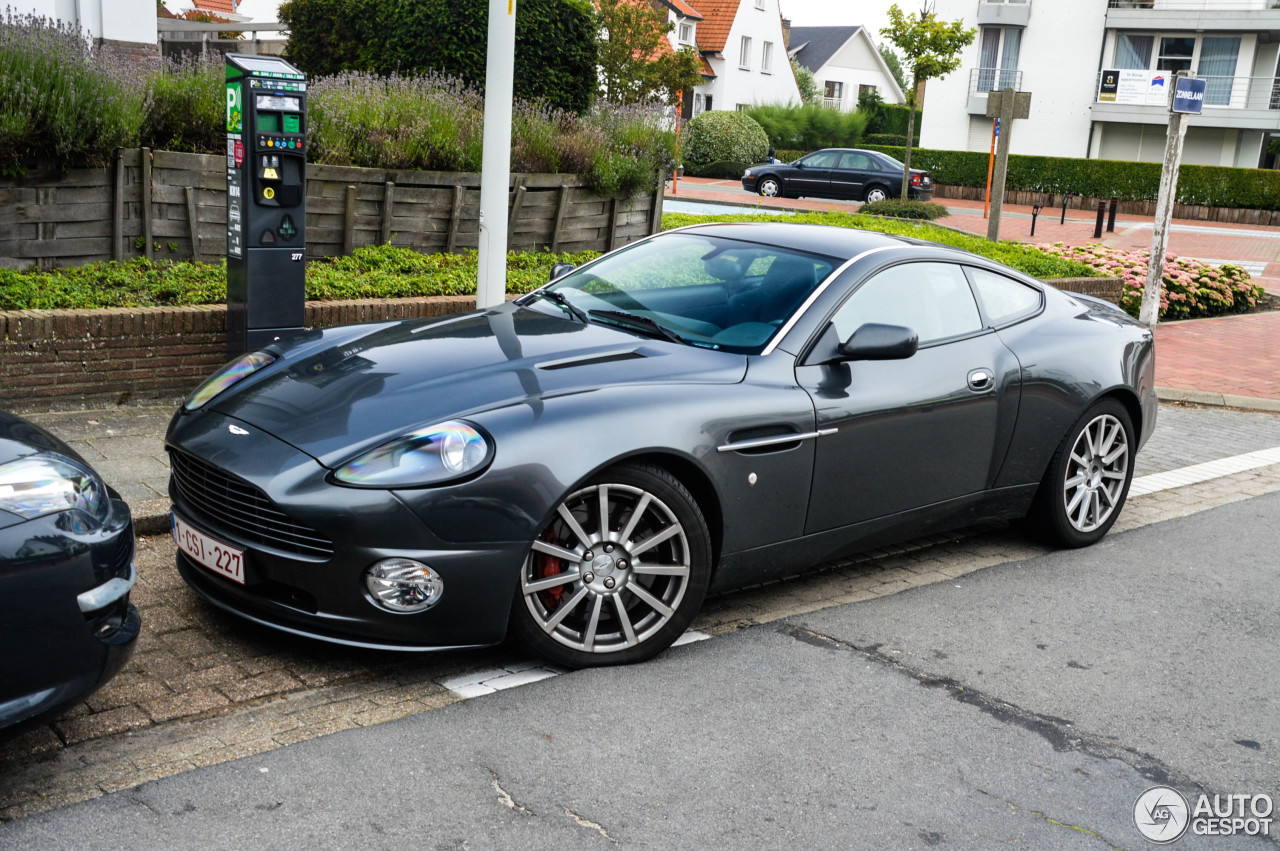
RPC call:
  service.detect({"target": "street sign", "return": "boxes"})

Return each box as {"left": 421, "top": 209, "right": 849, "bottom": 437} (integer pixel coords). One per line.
{"left": 1172, "top": 76, "right": 1206, "bottom": 115}
{"left": 985, "top": 90, "right": 1031, "bottom": 120}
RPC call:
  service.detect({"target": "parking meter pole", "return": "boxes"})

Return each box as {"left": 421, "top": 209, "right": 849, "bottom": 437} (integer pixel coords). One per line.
{"left": 1107, "top": 197, "right": 1118, "bottom": 233}
{"left": 1093, "top": 201, "right": 1106, "bottom": 239}
{"left": 476, "top": 0, "right": 517, "bottom": 311}
{"left": 984, "top": 118, "right": 997, "bottom": 219}
{"left": 224, "top": 55, "right": 307, "bottom": 358}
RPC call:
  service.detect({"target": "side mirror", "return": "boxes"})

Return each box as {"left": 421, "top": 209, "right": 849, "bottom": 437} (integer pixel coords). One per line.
{"left": 838, "top": 323, "right": 919, "bottom": 361}
{"left": 794, "top": 161, "right": 806, "bottom": 170}
{"left": 549, "top": 263, "right": 575, "bottom": 282}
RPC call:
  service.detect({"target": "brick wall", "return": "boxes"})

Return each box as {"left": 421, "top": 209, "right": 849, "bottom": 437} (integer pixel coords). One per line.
{"left": 0, "top": 296, "right": 475, "bottom": 408}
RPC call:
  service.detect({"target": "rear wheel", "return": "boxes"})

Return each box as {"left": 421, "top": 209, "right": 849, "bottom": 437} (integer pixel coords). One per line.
{"left": 1033, "top": 399, "right": 1135, "bottom": 548}
{"left": 759, "top": 177, "right": 781, "bottom": 197}
{"left": 510, "top": 463, "right": 712, "bottom": 668}
{"left": 863, "top": 185, "right": 889, "bottom": 203}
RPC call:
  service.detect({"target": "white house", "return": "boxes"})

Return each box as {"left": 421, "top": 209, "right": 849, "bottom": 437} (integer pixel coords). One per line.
{"left": 17, "top": 0, "right": 157, "bottom": 53}
{"left": 789, "top": 25, "right": 905, "bottom": 111}
{"left": 656, "top": 0, "right": 801, "bottom": 114}
{"left": 919, "top": 0, "right": 1280, "bottom": 169}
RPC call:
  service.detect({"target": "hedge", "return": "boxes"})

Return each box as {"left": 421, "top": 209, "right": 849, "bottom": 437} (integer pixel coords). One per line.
{"left": 863, "top": 144, "right": 1280, "bottom": 211}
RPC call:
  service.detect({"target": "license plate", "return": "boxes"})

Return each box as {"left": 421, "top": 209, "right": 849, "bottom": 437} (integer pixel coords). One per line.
{"left": 173, "top": 513, "right": 246, "bottom": 585}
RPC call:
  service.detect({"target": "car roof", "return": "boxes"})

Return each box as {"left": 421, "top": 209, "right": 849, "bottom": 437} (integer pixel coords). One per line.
{"left": 676, "top": 222, "right": 911, "bottom": 261}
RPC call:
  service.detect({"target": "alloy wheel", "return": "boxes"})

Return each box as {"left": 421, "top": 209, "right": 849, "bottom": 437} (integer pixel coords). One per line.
{"left": 1062, "top": 413, "right": 1129, "bottom": 533}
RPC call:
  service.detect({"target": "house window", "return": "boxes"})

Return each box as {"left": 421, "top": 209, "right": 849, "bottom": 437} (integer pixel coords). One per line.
{"left": 859, "top": 84, "right": 877, "bottom": 98}
{"left": 824, "top": 81, "right": 844, "bottom": 102}
{"left": 736, "top": 103, "right": 751, "bottom": 111}
{"left": 977, "top": 26, "right": 1021, "bottom": 92}
{"left": 761, "top": 41, "right": 773, "bottom": 74}
{"left": 755, "top": 0, "right": 766, "bottom": 9}
{"left": 694, "top": 93, "right": 705, "bottom": 115}
{"left": 1113, "top": 33, "right": 1240, "bottom": 106}
{"left": 678, "top": 22, "right": 693, "bottom": 45}
{"left": 739, "top": 36, "right": 752, "bottom": 69}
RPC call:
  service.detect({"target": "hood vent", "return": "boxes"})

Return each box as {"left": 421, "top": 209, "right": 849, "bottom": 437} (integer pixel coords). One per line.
{"left": 536, "top": 350, "right": 646, "bottom": 371}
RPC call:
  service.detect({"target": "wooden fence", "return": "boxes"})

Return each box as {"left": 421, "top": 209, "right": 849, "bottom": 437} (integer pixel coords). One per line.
{"left": 0, "top": 149, "right": 664, "bottom": 269}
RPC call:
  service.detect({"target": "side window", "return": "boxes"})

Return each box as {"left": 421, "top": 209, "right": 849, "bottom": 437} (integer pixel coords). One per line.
{"left": 800, "top": 151, "right": 840, "bottom": 168}
{"left": 838, "top": 152, "right": 872, "bottom": 170}
{"left": 831, "top": 262, "right": 984, "bottom": 345}
{"left": 968, "top": 267, "right": 1042, "bottom": 326}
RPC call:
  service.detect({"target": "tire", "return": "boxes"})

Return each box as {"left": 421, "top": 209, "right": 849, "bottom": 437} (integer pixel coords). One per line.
{"left": 863, "top": 185, "right": 889, "bottom": 203}
{"left": 1032, "top": 398, "right": 1135, "bottom": 548}
{"left": 759, "top": 177, "right": 781, "bottom": 197}
{"left": 510, "top": 463, "right": 713, "bottom": 668}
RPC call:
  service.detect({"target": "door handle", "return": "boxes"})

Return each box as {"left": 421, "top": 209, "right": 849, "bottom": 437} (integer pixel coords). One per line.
{"left": 967, "top": 368, "right": 993, "bottom": 392}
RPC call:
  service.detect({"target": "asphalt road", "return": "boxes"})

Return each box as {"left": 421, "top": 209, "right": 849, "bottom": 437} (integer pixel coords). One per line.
{"left": 3, "top": 493, "right": 1278, "bottom": 850}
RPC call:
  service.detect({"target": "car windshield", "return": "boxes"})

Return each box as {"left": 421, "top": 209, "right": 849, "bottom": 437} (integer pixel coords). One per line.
{"left": 541, "top": 234, "right": 837, "bottom": 354}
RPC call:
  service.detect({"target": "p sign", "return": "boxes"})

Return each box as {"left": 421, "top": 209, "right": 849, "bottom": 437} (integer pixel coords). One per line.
{"left": 226, "top": 82, "right": 243, "bottom": 133}
{"left": 1172, "top": 76, "right": 1206, "bottom": 115}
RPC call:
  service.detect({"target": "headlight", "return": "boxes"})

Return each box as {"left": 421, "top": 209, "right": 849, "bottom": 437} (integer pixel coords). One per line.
{"left": 184, "top": 351, "right": 277, "bottom": 411}
{"left": 333, "top": 420, "right": 492, "bottom": 487}
{"left": 743, "top": 168, "right": 755, "bottom": 176}
{"left": 0, "top": 452, "right": 108, "bottom": 523}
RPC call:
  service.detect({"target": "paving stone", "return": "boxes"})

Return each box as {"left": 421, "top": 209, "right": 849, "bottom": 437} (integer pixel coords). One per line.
{"left": 54, "top": 705, "right": 152, "bottom": 746}
{"left": 86, "top": 680, "right": 175, "bottom": 712}
{"left": 218, "top": 671, "right": 305, "bottom": 703}
{"left": 190, "top": 738, "right": 278, "bottom": 768}
{"left": 98, "top": 762, "right": 197, "bottom": 794}
{"left": 142, "top": 687, "right": 230, "bottom": 723}
{"left": 165, "top": 664, "right": 242, "bottom": 694}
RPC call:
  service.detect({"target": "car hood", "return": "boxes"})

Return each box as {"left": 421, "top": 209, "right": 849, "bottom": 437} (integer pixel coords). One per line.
{"left": 0, "top": 411, "right": 82, "bottom": 466}
{"left": 207, "top": 303, "right": 748, "bottom": 468}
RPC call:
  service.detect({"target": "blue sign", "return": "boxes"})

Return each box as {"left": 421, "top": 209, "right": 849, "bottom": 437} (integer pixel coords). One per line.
{"left": 1172, "top": 77, "right": 1207, "bottom": 115}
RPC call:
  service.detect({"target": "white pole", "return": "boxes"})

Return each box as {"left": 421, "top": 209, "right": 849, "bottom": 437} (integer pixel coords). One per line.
{"left": 476, "top": 0, "right": 518, "bottom": 310}
{"left": 1140, "top": 86, "right": 1189, "bottom": 328}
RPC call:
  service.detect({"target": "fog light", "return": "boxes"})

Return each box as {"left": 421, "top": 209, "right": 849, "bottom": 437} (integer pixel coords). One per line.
{"left": 364, "top": 559, "right": 443, "bottom": 613}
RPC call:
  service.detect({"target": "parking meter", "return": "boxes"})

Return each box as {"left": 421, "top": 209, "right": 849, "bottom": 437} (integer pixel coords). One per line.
{"left": 225, "top": 54, "right": 307, "bottom": 357}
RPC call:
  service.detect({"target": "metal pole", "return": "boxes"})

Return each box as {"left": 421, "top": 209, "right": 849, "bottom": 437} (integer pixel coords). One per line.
{"left": 1030, "top": 204, "right": 1040, "bottom": 237}
{"left": 1107, "top": 196, "right": 1118, "bottom": 233}
{"left": 476, "top": 0, "right": 517, "bottom": 310}
{"left": 1061, "top": 193, "right": 1072, "bottom": 225}
{"left": 1093, "top": 201, "right": 1105, "bottom": 239}
{"left": 1140, "top": 107, "right": 1188, "bottom": 328}
{"left": 984, "top": 118, "right": 997, "bottom": 219}
{"left": 673, "top": 90, "right": 683, "bottom": 195}
{"left": 985, "top": 88, "right": 1016, "bottom": 242}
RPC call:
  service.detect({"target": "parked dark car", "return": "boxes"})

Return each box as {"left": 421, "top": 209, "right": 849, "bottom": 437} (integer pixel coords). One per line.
{"left": 0, "top": 412, "right": 139, "bottom": 740}
{"left": 742, "top": 148, "right": 933, "bottom": 202}
{"left": 166, "top": 223, "right": 1154, "bottom": 669}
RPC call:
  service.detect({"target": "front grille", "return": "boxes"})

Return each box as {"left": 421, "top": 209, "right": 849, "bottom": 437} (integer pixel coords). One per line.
{"left": 168, "top": 449, "right": 335, "bottom": 559}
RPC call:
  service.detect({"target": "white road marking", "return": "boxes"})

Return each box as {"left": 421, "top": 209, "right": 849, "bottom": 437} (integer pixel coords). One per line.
{"left": 442, "top": 630, "right": 711, "bottom": 698}
{"left": 1129, "top": 446, "right": 1280, "bottom": 497}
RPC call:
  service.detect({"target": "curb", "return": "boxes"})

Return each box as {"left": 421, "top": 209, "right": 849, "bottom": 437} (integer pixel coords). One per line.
{"left": 1156, "top": 386, "right": 1280, "bottom": 414}
{"left": 133, "top": 498, "right": 172, "bottom": 536}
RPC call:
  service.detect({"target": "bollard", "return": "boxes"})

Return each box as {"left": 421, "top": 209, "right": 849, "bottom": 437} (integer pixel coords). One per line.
{"left": 1107, "top": 196, "right": 1118, "bottom": 233}
{"left": 1031, "top": 204, "right": 1042, "bottom": 237}
{"left": 1061, "top": 193, "right": 1074, "bottom": 225}
{"left": 1093, "top": 201, "right": 1106, "bottom": 238}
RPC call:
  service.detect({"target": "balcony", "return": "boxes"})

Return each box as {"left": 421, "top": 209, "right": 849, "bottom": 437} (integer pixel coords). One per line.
{"left": 1107, "top": 0, "right": 1280, "bottom": 33}
{"left": 966, "top": 68, "right": 1025, "bottom": 115}
{"left": 1091, "top": 71, "right": 1280, "bottom": 129}
{"left": 978, "top": 0, "right": 1031, "bottom": 27}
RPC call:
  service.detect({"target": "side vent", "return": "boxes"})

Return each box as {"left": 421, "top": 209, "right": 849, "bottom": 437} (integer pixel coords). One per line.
{"left": 537, "top": 350, "right": 646, "bottom": 371}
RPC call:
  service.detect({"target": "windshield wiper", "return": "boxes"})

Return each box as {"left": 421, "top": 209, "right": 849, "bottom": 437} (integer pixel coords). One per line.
{"left": 528, "top": 289, "right": 589, "bottom": 323}
{"left": 588, "top": 309, "right": 689, "bottom": 345}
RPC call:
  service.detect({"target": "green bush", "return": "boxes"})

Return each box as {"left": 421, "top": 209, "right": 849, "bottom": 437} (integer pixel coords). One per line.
{"left": 660, "top": 211, "right": 1103, "bottom": 280}
{"left": 864, "top": 144, "right": 1280, "bottom": 211}
{"left": 141, "top": 56, "right": 226, "bottom": 154}
{"left": 681, "top": 111, "right": 769, "bottom": 169}
{"left": 860, "top": 200, "right": 950, "bottom": 220}
{"left": 742, "top": 104, "right": 867, "bottom": 150}
{"left": 0, "top": 246, "right": 602, "bottom": 310}
{"left": 865, "top": 133, "right": 913, "bottom": 147}
{"left": 685, "top": 160, "right": 750, "bottom": 179}
{"left": 865, "top": 103, "right": 921, "bottom": 138}
{"left": 279, "top": 0, "right": 597, "bottom": 114}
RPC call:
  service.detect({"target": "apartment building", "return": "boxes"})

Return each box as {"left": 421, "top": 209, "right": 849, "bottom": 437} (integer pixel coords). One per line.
{"left": 920, "top": 0, "right": 1280, "bottom": 168}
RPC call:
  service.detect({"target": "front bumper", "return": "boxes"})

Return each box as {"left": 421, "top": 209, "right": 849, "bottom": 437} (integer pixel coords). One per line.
{"left": 741, "top": 175, "right": 759, "bottom": 192}
{"left": 0, "top": 496, "right": 140, "bottom": 739}
{"left": 167, "top": 414, "right": 525, "bottom": 651}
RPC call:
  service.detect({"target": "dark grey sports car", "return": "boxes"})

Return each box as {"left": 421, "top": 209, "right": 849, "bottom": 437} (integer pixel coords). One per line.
{"left": 167, "top": 223, "right": 1155, "bottom": 668}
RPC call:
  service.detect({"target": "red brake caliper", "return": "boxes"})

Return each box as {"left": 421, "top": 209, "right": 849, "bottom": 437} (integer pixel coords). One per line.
{"left": 535, "top": 527, "right": 566, "bottom": 609}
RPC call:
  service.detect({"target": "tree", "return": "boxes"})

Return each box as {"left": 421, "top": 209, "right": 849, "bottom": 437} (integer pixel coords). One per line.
{"left": 791, "top": 57, "right": 819, "bottom": 106}
{"left": 878, "top": 44, "right": 908, "bottom": 94}
{"left": 880, "top": 3, "right": 975, "bottom": 197}
{"left": 596, "top": 0, "right": 703, "bottom": 105}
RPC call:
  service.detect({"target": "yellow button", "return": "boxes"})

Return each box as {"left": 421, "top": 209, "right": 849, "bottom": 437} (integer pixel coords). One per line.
{"left": 264, "top": 187, "right": 275, "bottom": 200}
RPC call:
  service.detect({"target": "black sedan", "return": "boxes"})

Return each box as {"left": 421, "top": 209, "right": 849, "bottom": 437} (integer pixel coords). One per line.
{"left": 742, "top": 148, "right": 933, "bottom": 202}
{"left": 0, "top": 412, "right": 140, "bottom": 740}
{"left": 166, "top": 223, "right": 1154, "bottom": 668}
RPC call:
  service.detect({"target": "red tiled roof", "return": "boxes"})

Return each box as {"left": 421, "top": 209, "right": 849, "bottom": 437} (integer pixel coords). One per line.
{"left": 192, "top": 0, "right": 238, "bottom": 14}
{"left": 699, "top": 55, "right": 716, "bottom": 77}
{"left": 665, "top": 0, "right": 704, "bottom": 20}
{"left": 689, "top": 0, "right": 739, "bottom": 52}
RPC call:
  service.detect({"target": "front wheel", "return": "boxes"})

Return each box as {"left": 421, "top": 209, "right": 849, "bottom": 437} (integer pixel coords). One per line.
{"left": 758, "top": 177, "right": 781, "bottom": 197}
{"left": 863, "top": 185, "right": 889, "bottom": 203}
{"left": 1033, "top": 399, "right": 1135, "bottom": 548}
{"left": 510, "top": 463, "right": 713, "bottom": 668}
